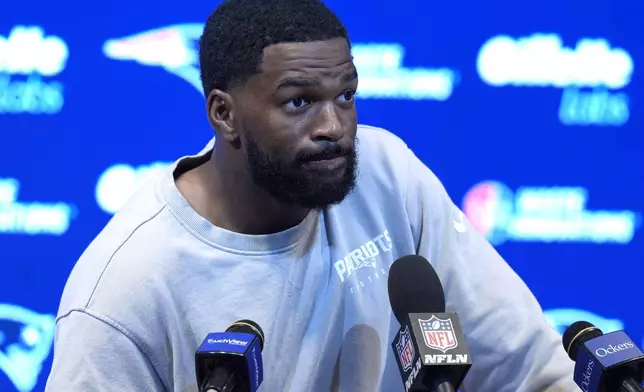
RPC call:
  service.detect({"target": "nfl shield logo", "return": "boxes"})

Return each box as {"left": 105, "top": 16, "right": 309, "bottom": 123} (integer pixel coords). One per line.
{"left": 395, "top": 325, "right": 416, "bottom": 372}
{"left": 419, "top": 315, "right": 458, "bottom": 353}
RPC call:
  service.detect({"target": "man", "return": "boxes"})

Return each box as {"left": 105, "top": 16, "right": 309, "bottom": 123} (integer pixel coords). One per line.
{"left": 46, "top": 0, "right": 577, "bottom": 391}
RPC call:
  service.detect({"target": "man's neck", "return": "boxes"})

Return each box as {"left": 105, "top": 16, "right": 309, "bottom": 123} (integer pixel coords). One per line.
{"left": 176, "top": 147, "right": 310, "bottom": 235}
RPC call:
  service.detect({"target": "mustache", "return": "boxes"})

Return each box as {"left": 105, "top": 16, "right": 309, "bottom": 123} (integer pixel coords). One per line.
{"left": 297, "top": 142, "right": 354, "bottom": 162}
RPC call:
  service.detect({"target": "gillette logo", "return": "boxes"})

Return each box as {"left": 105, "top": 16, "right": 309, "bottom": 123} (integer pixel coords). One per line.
{"left": 207, "top": 338, "right": 249, "bottom": 347}
{"left": 103, "top": 25, "right": 459, "bottom": 101}
{"left": 477, "top": 34, "right": 633, "bottom": 126}
{"left": 95, "top": 162, "right": 171, "bottom": 215}
{"left": 0, "top": 178, "right": 76, "bottom": 236}
{"left": 0, "top": 303, "right": 56, "bottom": 392}
{"left": 0, "top": 26, "right": 68, "bottom": 115}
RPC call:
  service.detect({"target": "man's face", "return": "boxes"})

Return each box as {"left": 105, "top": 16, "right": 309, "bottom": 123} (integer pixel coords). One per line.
{"left": 235, "top": 38, "right": 359, "bottom": 209}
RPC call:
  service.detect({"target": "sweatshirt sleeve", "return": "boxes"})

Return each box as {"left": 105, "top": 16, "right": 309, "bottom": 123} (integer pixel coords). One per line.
{"left": 404, "top": 148, "right": 577, "bottom": 392}
{"left": 45, "top": 309, "right": 165, "bottom": 392}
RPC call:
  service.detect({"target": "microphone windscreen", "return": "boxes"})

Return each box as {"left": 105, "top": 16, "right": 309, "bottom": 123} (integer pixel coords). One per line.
{"left": 226, "top": 319, "right": 265, "bottom": 351}
{"left": 387, "top": 255, "right": 445, "bottom": 324}
{"left": 562, "top": 321, "right": 603, "bottom": 360}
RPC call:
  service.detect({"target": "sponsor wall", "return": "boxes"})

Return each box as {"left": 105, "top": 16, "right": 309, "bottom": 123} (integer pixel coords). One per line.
{"left": 0, "top": 0, "right": 642, "bottom": 390}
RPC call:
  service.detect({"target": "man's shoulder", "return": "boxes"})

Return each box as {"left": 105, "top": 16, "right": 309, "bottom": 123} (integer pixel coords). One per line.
{"left": 353, "top": 123, "right": 412, "bottom": 187}
{"left": 56, "top": 176, "right": 183, "bottom": 320}
{"left": 356, "top": 123, "right": 409, "bottom": 152}
{"left": 334, "top": 124, "right": 415, "bottom": 219}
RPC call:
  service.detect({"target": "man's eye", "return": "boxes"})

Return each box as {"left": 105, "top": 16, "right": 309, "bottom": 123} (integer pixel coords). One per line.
{"left": 338, "top": 90, "right": 356, "bottom": 103}
{"left": 284, "top": 97, "right": 311, "bottom": 110}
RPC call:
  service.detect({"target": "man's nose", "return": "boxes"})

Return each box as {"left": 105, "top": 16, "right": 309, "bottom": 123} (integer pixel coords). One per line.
{"left": 310, "top": 103, "right": 344, "bottom": 142}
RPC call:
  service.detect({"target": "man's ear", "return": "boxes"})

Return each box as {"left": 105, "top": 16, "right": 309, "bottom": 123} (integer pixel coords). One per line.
{"left": 206, "top": 89, "right": 239, "bottom": 145}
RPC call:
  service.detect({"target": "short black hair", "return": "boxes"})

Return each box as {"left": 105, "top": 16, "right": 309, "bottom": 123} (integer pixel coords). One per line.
{"left": 199, "top": 0, "right": 350, "bottom": 96}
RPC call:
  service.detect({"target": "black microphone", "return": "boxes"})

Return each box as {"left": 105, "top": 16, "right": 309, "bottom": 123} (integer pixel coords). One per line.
{"left": 331, "top": 324, "right": 382, "bottom": 391}
{"left": 563, "top": 321, "right": 644, "bottom": 392}
{"left": 195, "top": 319, "right": 265, "bottom": 392}
{"left": 388, "top": 255, "right": 472, "bottom": 392}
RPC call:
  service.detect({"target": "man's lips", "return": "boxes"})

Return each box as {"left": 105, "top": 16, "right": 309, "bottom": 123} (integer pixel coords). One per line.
{"left": 302, "top": 155, "right": 347, "bottom": 171}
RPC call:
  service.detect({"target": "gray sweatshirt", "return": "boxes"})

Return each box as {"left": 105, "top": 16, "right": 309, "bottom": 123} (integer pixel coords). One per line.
{"left": 45, "top": 125, "right": 577, "bottom": 392}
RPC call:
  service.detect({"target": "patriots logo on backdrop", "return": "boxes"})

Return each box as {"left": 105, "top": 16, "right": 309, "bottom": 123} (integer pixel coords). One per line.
{"left": 102, "top": 25, "right": 460, "bottom": 102}
{"left": 394, "top": 325, "right": 416, "bottom": 372}
{"left": 419, "top": 315, "right": 458, "bottom": 353}
{"left": 0, "top": 304, "right": 56, "bottom": 392}
{"left": 102, "top": 24, "right": 205, "bottom": 94}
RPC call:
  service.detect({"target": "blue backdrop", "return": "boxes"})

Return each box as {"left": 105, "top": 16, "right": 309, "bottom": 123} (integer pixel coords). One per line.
{"left": 1, "top": 0, "right": 642, "bottom": 390}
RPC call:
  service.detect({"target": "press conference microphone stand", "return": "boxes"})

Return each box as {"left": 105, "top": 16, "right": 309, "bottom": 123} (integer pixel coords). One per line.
{"left": 563, "top": 321, "right": 644, "bottom": 392}
{"left": 202, "top": 367, "right": 238, "bottom": 392}
{"left": 621, "top": 378, "right": 644, "bottom": 392}
{"left": 388, "top": 255, "right": 471, "bottom": 392}
{"left": 426, "top": 377, "right": 456, "bottom": 392}
{"left": 195, "top": 319, "right": 266, "bottom": 392}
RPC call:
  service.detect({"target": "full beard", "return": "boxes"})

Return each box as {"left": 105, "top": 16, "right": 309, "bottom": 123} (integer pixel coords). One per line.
{"left": 245, "top": 136, "right": 358, "bottom": 209}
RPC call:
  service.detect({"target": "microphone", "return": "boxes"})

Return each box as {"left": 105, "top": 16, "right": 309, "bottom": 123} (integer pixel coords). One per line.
{"left": 388, "top": 255, "right": 472, "bottom": 392}
{"left": 563, "top": 321, "right": 644, "bottom": 392}
{"left": 195, "top": 319, "right": 265, "bottom": 392}
{"left": 331, "top": 324, "right": 382, "bottom": 391}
